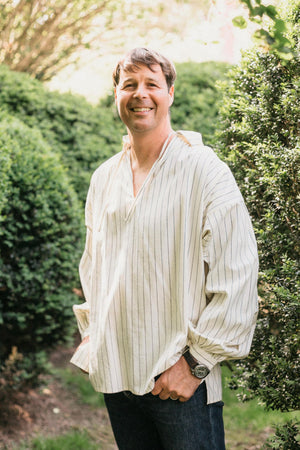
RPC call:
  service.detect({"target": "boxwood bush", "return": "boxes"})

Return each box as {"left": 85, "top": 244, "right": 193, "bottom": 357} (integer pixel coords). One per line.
{"left": 217, "top": 0, "right": 299, "bottom": 417}
{"left": 0, "top": 116, "right": 83, "bottom": 390}
{"left": 171, "top": 61, "right": 231, "bottom": 146}
{"left": 0, "top": 132, "right": 11, "bottom": 216}
{"left": 0, "top": 65, "right": 125, "bottom": 204}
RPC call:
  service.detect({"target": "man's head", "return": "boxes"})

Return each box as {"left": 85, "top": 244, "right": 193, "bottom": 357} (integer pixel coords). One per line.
{"left": 113, "top": 48, "right": 176, "bottom": 90}
{"left": 113, "top": 48, "right": 176, "bottom": 136}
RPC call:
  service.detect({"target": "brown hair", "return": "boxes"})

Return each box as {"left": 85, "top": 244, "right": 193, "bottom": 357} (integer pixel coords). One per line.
{"left": 113, "top": 48, "right": 176, "bottom": 90}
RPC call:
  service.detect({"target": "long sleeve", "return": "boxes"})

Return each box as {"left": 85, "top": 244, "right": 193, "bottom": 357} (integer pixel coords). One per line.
{"left": 73, "top": 228, "right": 92, "bottom": 339}
{"left": 188, "top": 169, "right": 259, "bottom": 370}
{"left": 70, "top": 184, "right": 94, "bottom": 371}
{"left": 74, "top": 183, "right": 94, "bottom": 337}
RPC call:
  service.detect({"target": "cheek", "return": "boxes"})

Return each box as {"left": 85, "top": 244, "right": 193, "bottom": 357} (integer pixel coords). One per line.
{"left": 116, "top": 97, "right": 127, "bottom": 115}
{"left": 115, "top": 101, "right": 126, "bottom": 120}
{"left": 155, "top": 93, "right": 173, "bottom": 109}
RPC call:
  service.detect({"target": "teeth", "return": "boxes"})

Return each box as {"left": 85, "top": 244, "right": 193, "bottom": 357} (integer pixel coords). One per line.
{"left": 132, "top": 108, "right": 151, "bottom": 112}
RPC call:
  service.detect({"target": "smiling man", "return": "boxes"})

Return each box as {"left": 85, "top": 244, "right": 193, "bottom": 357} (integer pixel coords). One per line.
{"left": 115, "top": 62, "right": 174, "bottom": 134}
{"left": 71, "top": 48, "right": 259, "bottom": 450}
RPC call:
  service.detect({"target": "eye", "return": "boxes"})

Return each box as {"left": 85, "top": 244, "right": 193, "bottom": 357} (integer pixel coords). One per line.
{"left": 121, "top": 82, "right": 135, "bottom": 90}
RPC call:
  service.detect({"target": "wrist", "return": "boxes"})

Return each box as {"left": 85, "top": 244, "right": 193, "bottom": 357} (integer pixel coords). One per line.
{"left": 182, "top": 346, "right": 210, "bottom": 380}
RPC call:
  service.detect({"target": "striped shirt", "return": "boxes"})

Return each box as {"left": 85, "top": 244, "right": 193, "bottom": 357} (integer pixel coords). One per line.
{"left": 70, "top": 130, "right": 258, "bottom": 404}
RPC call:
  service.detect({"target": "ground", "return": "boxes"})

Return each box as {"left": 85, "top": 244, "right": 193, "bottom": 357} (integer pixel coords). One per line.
{"left": 0, "top": 346, "right": 117, "bottom": 450}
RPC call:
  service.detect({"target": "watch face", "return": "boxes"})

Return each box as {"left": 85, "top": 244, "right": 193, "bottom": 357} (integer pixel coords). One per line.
{"left": 193, "top": 365, "right": 210, "bottom": 379}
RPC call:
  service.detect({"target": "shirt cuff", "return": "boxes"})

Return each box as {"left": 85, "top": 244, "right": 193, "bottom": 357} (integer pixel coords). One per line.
{"left": 70, "top": 339, "right": 89, "bottom": 373}
{"left": 188, "top": 345, "right": 224, "bottom": 371}
{"left": 73, "top": 302, "right": 90, "bottom": 339}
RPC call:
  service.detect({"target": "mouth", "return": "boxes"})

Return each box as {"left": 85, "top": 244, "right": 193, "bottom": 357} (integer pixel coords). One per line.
{"left": 130, "top": 107, "right": 153, "bottom": 112}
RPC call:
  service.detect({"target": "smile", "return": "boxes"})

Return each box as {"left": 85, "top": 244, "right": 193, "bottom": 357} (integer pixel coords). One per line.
{"left": 131, "top": 108, "right": 152, "bottom": 112}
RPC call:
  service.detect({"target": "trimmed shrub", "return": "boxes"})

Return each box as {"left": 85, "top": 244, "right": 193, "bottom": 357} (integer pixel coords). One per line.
{"left": 217, "top": 0, "right": 299, "bottom": 416}
{"left": 171, "top": 61, "right": 231, "bottom": 146}
{"left": 0, "top": 117, "right": 83, "bottom": 389}
{"left": 0, "top": 66, "right": 124, "bottom": 203}
{"left": 0, "top": 138, "right": 11, "bottom": 217}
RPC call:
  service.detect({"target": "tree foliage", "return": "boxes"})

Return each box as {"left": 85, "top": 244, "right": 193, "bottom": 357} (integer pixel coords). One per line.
{"left": 0, "top": 0, "right": 118, "bottom": 80}
{"left": 0, "top": 116, "right": 83, "bottom": 391}
{"left": 218, "top": 0, "right": 300, "bottom": 415}
{"left": 1, "top": 0, "right": 204, "bottom": 81}
{"left": 235, "top": 0, "right": 295, "bottom": 60}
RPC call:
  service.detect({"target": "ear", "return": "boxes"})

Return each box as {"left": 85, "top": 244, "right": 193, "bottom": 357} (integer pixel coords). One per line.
{"left": 168, "top": 85, "right": 174, "bottom": 107}
{"left": 114, "top": 87, "right": 118, "bottom": 103}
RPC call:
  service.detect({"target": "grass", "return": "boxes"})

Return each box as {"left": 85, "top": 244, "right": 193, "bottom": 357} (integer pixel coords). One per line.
{"left": 52, "top": 367, "right": 105, "bottom": 408}
{"left": 16, "top": 430, "right": 99, "bottom": 450}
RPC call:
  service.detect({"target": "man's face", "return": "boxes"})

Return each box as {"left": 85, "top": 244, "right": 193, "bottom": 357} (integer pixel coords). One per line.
{"left": 114, "top": 64, "right": 174, "bottom": 135}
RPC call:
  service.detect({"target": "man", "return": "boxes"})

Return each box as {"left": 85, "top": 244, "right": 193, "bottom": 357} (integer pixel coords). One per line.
{"left": 71, "top": 47, "right": 258, "bottom": 449}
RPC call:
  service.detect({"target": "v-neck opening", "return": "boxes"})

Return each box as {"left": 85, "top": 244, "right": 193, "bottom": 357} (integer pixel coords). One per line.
{"left": 124, "top": 133, "right": 177, "bottom": 221}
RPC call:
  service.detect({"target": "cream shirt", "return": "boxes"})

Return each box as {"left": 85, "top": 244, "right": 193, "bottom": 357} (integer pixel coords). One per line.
{"left": 71, "top": 130, "right": 258, "bottom": 404}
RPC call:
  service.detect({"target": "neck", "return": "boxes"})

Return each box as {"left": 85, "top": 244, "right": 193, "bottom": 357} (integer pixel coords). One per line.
{"left": 127, "top": 125, "right": 174, "bottom": 170}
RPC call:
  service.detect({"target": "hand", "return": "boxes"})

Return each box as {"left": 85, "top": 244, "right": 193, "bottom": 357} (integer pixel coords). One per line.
{"left": 77, "top": 335, "right": 90, "bottom": 349}
{"left": 151, "top": 356, "right": 202, "bottom": 403}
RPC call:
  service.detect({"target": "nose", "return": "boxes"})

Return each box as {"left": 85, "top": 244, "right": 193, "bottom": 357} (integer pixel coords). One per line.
{"left": 133, "top": 83, "right": 148, "bottom": 99}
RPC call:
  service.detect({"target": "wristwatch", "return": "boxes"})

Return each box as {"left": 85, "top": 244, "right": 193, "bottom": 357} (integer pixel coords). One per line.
{"left": 183, "top": 347, "right": 210, "bottom": 380}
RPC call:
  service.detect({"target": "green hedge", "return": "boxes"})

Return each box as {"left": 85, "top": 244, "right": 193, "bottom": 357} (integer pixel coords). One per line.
{"left": 0, "top": 65, "right": 125, "bottom": 204}
{"left": 217, "top": 0, "right": 299, "bottom": 414}
{"left": 0, "top": 117, "right": 83, "bottom": 389}
{"left": 0, "top": 132, "right": 11, "bottom": 216}
{"left": 171, "top": 61, "right": 231, "bottom": 146}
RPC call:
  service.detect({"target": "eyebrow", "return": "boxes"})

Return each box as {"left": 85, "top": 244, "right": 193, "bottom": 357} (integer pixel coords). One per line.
{"left": 121, "top": 76, "right": 160, "bottom": 85}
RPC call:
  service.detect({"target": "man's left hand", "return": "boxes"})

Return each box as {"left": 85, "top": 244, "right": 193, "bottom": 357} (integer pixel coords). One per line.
{"left": 151, "top": 356, "right": 202, "bottom": 403}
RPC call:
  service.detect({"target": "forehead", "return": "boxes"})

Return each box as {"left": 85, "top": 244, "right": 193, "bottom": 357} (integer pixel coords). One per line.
{"left": 119, "top": 63, "right": 165, "bottom": 81}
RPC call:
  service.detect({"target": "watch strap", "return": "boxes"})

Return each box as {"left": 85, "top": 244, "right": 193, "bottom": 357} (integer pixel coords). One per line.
{"left": 183, "top": 348, "right": 199, "bottom": 369}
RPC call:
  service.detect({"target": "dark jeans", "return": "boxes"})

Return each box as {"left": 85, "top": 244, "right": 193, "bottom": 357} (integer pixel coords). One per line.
{"left": 104, "top": 382, "right": 225, "bottom": 450}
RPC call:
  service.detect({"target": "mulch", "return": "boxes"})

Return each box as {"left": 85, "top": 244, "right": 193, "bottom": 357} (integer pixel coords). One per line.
{"left": 0, "top": 346, "right": 117, "bottom": 449}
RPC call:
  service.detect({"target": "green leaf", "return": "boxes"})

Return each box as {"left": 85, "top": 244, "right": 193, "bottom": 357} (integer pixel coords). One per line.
{"left": 274, "top": 19, "right": 287, "bottom": 33}
{"left": 265, "top": 5, "right": 278, "bottom": 20}
{"left": 252, "top": 6, "right": 265, "bottom": 17}
{"left": 232, "top": 15, "right": 248, "bottom": 29}
{"left": 253, "top": 28, "right": 271, "bottom": 40}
